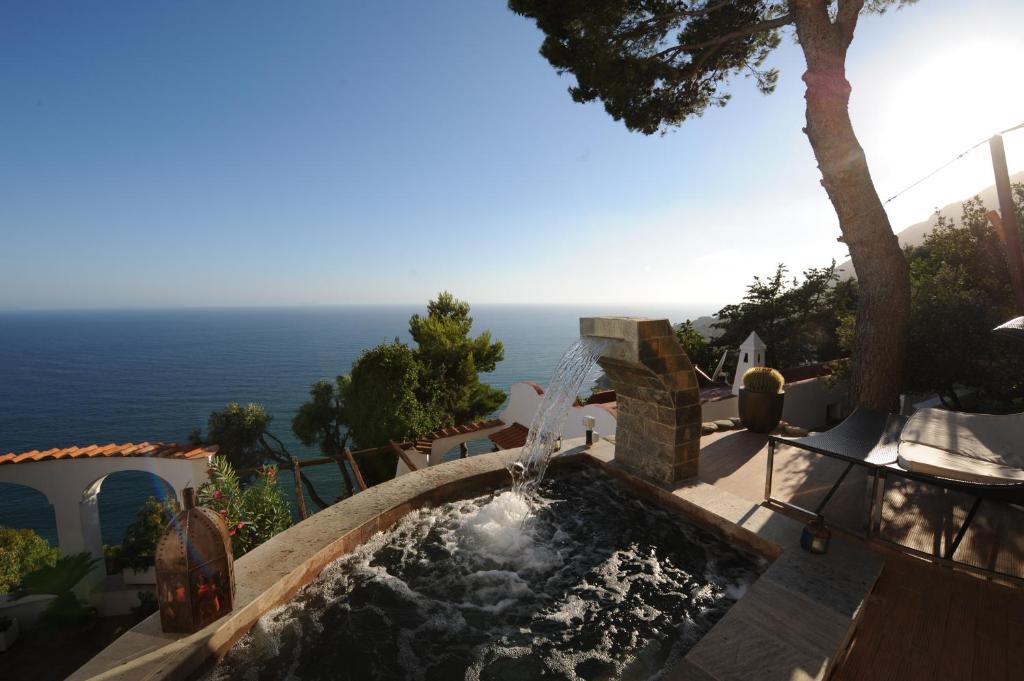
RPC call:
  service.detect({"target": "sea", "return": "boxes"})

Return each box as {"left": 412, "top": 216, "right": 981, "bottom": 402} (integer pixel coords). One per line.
{"left": 0, "top": 305, "right": 707, "bottom": 547}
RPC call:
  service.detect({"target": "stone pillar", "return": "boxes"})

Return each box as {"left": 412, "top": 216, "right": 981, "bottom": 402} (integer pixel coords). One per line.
{"left": 581, "top": 317, "right": 702, "bottom": 485}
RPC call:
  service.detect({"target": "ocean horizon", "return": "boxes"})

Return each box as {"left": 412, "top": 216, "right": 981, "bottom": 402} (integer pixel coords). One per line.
{"left": 0, "top": 304, "right": 713, "bottom": 546}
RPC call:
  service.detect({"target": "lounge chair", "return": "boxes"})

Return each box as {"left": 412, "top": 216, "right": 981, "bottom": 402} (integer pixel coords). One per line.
{"left": 765, "top": 408, "right": 907, "bottom": 537}
{"left": 880, "top": 407, "right": 1024, "bottom": 564}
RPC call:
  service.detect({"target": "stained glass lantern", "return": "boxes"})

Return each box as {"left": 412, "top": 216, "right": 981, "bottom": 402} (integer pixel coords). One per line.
{"left": 155, "top": 487, "right": 235, "bottom": 633}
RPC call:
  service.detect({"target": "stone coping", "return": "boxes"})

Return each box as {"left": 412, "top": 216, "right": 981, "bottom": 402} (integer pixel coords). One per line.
{"left": 72, "top": 437, "right": 882, "bottom": 681}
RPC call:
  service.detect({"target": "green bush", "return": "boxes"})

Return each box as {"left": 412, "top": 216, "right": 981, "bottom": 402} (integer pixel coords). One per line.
{"left": 0, "top": 526, "right": 58, "bottom": 593}
{"left": 15, "top": 552, "right": 101, "bottom": 626}
{"left": 198, "top": 456, "right": 292, "bottom": 557}
{"left": 120, "top": 496, "right": 180, "bottom": 571}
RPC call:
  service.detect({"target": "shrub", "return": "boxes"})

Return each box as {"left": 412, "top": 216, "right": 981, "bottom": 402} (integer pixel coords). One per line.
{"left": 0, "top": 526, "right": 58, "bottom": 593}
{"left": 15, "top": 552, "right": 101, "bottom": 626}
{"left": 120, "top": 496, "right": 180, "bottom": 571}
{"left": 197, "top": 456, "right": 292, "bottom": 557}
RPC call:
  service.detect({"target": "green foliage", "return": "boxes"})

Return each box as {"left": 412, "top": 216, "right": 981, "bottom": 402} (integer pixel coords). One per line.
{"left": 292, "top": 377, "right": 348, "bottom": 457}
{"left": 903, "top": 188, "right": 1024, "bottom": 410}
{"left": 203, "top": 402, "right": 274, "bottom": 470}
{"left": 509, "top": 0, "right": 790, "bottom": 135}
{"left": 0, "top": 526, "right": 58, "bottom": 593}
{"left": 345, "top": 341, "right": 445, "bottom": 444}
{"left": 16, "top": 553, "right": 100, "bottom": 596}
{"left": 292, "top": 376, "right": 355, "bottom": 494}
{"left": 120, "top": 496, "right": 179, "bottom": 571}
{"left": 674, "top": 320, "right": 716, "bottom": 371}
{"left": 711, "top": 262, "right": 856, "bottom": 372}
{"left": 197, "top": 456, "right": 292, "bottom": 557}
{"left": 742, "top": 366, "right": 785, "bottom": 394}
{"left": 409, "top": 292, "right": 506, "bottom": 425}
{"left": 16, "top": 552, "right": 101, "bottom": 625}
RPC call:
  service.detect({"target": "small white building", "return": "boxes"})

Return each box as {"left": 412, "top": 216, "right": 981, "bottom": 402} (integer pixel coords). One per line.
{"left": 732, "top": 331, "right": 767, "bottom": 395}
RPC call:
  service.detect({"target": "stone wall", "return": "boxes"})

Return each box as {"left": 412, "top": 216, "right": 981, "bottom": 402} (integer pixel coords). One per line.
{"left": 580, "top": 317, "right": 702, "bottom": 485}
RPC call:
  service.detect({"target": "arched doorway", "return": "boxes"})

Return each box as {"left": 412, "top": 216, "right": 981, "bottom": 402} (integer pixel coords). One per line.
{"left": 94, "top": 470, "right": 177, "bottom": 547}
{"left": 0, "top": 481, "right": 58, "bottom": 546}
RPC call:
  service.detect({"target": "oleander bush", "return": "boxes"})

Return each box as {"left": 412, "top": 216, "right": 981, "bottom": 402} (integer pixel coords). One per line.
{"left": 197, "top": 456, "right": 292, "bottom": 557}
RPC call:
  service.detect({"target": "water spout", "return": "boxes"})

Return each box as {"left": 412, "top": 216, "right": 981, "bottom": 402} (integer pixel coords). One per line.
{"left": 508, "top": 336, "right": 608, "bottom": 494}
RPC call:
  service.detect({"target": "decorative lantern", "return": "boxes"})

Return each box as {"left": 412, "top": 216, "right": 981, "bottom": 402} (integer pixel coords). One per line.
{"left": 800, "top": 517, "right": 831, "bottom": 554}
{"left": 155, "top": 487, "right": 235, "bottom": 633}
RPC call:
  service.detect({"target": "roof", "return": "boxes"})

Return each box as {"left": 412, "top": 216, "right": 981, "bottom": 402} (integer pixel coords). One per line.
{"left": 521, "top": 381, "right": 545, "bottom": 395}
{"left": 740, "top": 331, "right": 766, "bottom": 350}
{"left": 780, "top": 362, "right": 834, "bottom": 384}
{"left": 488, "top": 422, "right": 529, "bottom": 450}
{"left": 413, "top": 418, "right": 505, "bottom": 454}
{"left": 0, "top": 442, "right": 218, "bottom": 466}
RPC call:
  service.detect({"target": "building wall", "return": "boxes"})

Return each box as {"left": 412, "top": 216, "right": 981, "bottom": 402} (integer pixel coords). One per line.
{"left": 498, "top": 382, "right": 618, "bottom": 442}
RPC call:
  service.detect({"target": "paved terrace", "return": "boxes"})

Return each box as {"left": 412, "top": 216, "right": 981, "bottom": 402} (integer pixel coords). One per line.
{"left": 699, "top": 429, "right": 1024, "bottom": 681}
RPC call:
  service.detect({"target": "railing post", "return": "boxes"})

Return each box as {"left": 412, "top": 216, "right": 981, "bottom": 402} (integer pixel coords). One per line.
{"left": 291, "top": 459, "right": 309, "bottom": 520}
{"left": 344, "top": 448, "right": 368, "bottom": 492}
{"left": 390, "top": 440, "right": 419, "bottom": 473}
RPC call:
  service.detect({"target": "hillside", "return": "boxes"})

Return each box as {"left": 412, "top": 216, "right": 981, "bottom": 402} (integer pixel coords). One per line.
{"left": 836, "top": 170, "right": 1024, "bottom": 279}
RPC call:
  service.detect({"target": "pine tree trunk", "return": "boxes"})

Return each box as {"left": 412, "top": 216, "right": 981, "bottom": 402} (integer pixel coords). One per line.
{"left": 792, "top": 1, "right": 911, "bottom": 410}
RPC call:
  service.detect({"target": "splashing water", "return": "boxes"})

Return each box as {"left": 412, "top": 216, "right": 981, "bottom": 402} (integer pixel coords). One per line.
{"left": 204, "top": 471, "right": 765, "bottom": 681}
{"left": 508, "top": 337, "right": 609, "bottom": 495}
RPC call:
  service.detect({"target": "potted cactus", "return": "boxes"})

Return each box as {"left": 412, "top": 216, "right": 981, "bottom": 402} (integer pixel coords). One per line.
{"left": 738, "top": 367, "right": 785, "bottom": 433}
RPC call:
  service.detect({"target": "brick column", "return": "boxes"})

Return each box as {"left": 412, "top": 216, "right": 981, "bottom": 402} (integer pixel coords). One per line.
{"left": 580, "top": 317, "right": 702, "bottom": 484}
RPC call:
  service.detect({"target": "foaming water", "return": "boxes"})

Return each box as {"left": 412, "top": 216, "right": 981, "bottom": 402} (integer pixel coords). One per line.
{"left": 509, "top": 337, "right": 608, "bottom": 494}
{"left": 205, "top": 471, "right": 764, "bottom": 681}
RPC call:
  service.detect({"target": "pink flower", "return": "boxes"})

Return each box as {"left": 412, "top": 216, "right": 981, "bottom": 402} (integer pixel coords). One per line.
{"left": 236, "top": 522, "right": 244, "bottom": 529}
{"left": 228, "top": 528, "right": 236, "bottom": 537}
{"left": 219, "top": 509, "right": 228, "bottom": 517}
{"left": 213, "top": 490, "right": 223, "bottom": 501}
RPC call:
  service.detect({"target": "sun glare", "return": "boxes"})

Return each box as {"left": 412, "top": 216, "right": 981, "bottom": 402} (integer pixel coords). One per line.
{"left": 889, "top": 42, "right": 1024, "bottom": 152}
{"left": 877, "top": 40, "right": 1024, "bottom": 222}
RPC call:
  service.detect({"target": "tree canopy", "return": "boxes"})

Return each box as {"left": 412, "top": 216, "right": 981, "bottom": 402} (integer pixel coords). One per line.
{"left": 291, "top": 377, "right": 354, "bottom": 493}
{"left": 343, "top": 340, "right": 444, "bottom": 449}
{"left": 409, "top": 292, "right": 506, "bottom": 426}
{"left": 903, "top": 186, "right": 1024, "bottom": 410}
{"left": 711, "top": 262, "right": 857, "bottom": 371}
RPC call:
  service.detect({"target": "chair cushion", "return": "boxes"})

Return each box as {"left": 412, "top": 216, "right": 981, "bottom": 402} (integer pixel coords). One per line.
{"left": 898, "top": 408, "right": 1024, "bottom": 484}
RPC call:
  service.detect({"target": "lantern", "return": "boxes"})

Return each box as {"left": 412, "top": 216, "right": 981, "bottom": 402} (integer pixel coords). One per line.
{"left": 155, "top": 487, "right": 235, "bottom": 633}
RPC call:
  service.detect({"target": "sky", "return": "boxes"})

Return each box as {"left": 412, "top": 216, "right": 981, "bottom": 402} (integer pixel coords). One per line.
{"left": 2, "top": 0, "right": 1023, "bottom": 312}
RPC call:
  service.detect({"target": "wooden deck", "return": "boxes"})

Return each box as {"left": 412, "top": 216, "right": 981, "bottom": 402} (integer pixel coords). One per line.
{"left": 696, "top": 430, "right": 1024, "bottom": 681}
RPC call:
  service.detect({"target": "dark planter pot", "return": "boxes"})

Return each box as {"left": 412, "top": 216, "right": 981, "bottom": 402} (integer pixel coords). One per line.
{"left": 738, "top": 389, "right": 785, "bottom": 433}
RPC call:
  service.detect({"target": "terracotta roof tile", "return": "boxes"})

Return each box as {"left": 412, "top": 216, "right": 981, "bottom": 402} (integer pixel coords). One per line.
{"left": 522, "top": 381, "right": 545, "bottom": 395}
{"left": 0, "top": 442, "right": 218, "bottom": 466}
{"left": 488, "top": 423, "right": 529, "bottom": 450}
{"left": 412, "top": 418, "right": 505, "bottom": 454}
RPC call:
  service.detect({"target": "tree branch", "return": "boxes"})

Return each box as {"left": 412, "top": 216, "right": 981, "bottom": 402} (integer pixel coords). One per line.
{"left": 655, "top": 14, "right": 794, "bottom": 59}
{"left": 836, "top": 0, "right": 865, "bottom": 46}
{"left": 258, "top": 432, "right": 332, "bottom": 511}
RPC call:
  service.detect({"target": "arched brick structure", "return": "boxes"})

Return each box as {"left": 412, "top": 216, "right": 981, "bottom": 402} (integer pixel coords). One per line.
{"left": 580, "top": 317, "right": 702, "bottom": 485}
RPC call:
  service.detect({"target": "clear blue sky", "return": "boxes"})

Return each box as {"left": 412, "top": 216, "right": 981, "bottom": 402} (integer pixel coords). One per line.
{"left": 2, "top": 0, "right": 1023, "bottom": 311}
